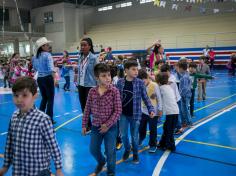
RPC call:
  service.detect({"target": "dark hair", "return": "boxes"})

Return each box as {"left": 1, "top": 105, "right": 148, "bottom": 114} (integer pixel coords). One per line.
{"left": 189, "top": 62, "right": 197, "bottom": 68}
{"left": 160, "top": 64, "right": 170, "bottom": 72}
{"left": 94, "top": 63, "right": 111, "bottom": 77}
{"left": 12, "top": 76, "right": 37, "bottom": 95}
{"left": 155, "top": 72, "right": 169, "bottom": 85}
{"left": 11, "top": 53, "right": 19, "bottom": 59}
{"left": 124, "top": 59, "right": 138, "bottom": 70}
{"left": 101, "top": 48, "right": 105, "bottom": 52}
{"left": 153, "top": 44, "right": 161, "bottom": 54}
{"left": 64, "top": 50, "right": 69, "bottom": 58}
{"left": 118, "top": 68, "right": 124, "bottom": 78}
{"left": 36, "top": 47, "right": 43, "bottom": 58}
{"left": 178, "top": 60, "right": 188, "bottom": 71}
{"left": 81, "top": 37, "right": 95, "bottom": 54}
{"left": 199, "top": 56, "right": 207, "bottom": 61}
{"left": 138, "top": 69, "right": 149, "bottom": 79}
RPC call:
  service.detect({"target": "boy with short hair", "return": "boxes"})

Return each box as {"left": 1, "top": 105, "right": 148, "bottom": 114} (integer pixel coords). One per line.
{"left": 197, "top": 56, "right": 211, "bottom": 101}
{"left": 116, "top": 59, "right": 154, "bottom": 164}
{"left": 82, "top": 63, "right": 122, "bottom": 176}
{"left": 0, "top": 76, "right": 63, "bottom": 176}
{"left": 189, "top": 62, "right": 214, "bottom": 117}
{"left": 138, "top": 69, "right": 162, "bottom": 153}
{"left": 178, "top": 60, "right": 192, "bottom": 129}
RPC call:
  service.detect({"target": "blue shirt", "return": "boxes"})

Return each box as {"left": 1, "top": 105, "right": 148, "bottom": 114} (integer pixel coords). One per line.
{"left": 179, "top": 72, "right": 192, "bottom": 98}
{"left": 32, "top": 52, "right": 54, "bottom": 77}
{"left": 116, "top": 77, "right": 154, "bottom": 121}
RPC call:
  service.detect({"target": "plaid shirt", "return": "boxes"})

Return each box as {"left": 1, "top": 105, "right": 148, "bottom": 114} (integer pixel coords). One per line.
{"left": 3, "top": 107, "right": 62, "bottom": 176}
{"left": 116, "top": 77, "right": 154, "bottom": 121}
{"left": 82, "top": 85, "right": 122, "bottom": 129}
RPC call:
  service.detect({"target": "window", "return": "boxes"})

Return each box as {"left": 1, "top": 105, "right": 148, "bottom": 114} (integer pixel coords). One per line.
{"left": 140, "top": 0, "right": 154, "bottom": 4}
{"left": 44, "top": 11, "right": 53, "bottom": 23}
{"left": 116, "top": 2, "right": 132, "bottom": 8}
{"left": 98, "top": 5, "right": 113, "bottom": 12}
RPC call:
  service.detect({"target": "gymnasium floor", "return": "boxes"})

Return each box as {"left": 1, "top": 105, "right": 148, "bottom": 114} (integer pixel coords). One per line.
{"left": 0, "top": 70, "right": 236, "bottom": 176}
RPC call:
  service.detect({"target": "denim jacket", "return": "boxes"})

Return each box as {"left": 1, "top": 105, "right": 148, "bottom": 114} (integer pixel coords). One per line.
{"left": 78, "top": 52, "right": 98, "bottom": 87}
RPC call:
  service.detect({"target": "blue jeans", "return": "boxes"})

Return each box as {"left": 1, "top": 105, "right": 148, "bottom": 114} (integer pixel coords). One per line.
{"left": 64, "top": 76, "right": 70, "bottom": 90}
{"left": 180, "top": 97, "right": 192, "bottom": 126}
{"left": 175, "top": 101, "right": 182, "bottom": 130}
{"left": 120, "top": 114, "right": 140, "bottom": 155}
{"left": 90, "top": 124, "right": 117, "bottom": 175}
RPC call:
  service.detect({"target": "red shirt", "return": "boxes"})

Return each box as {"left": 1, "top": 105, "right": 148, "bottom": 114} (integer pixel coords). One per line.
{"left": 82, "top": 85, "right": 122, "bottom": 129}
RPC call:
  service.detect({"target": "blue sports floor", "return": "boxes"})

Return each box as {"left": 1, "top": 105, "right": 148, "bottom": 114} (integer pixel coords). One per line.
{"left": 0, "top": 70, "right": 236, "bottom": 176}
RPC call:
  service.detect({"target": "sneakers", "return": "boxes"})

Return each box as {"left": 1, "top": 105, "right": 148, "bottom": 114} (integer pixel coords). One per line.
{"left": 94, "top": 162, "right": 106, "bottom": 175}
{"left": 116, "top": 142, "right": 123, "bottom": 150}
{"left": 148, "top": 146, "right": 157, "bottom": 153}
{"left": 132, "top": 154, "right": 139, "bottom": 164}
{"left": 122, "top": 150, "right": 130, "bottom": 161}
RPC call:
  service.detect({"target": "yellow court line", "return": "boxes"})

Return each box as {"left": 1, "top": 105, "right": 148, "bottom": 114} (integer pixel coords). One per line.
{"left": 54, "top": 114, "right": 83, "bottom": 131}
{"left": 194, "top": 93, "right": 236, "bottom": 113}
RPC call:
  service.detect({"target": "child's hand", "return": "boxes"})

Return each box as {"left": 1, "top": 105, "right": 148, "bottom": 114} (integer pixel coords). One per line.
{"left": 99, "top": 124, "right": 109, "bottom": 133}
{"left": 82, "top": 128, "right": 87, "bottom": 136}
{"left": 150, "top": 111, "right": 155, "bottom": 118}
{"left": 56, "top": 169, "right": 64, "bottom": 176}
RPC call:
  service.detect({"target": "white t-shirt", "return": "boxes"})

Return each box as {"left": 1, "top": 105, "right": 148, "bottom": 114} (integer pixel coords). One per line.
{"left": 160, "top": 84, "right": 179, "bottom": 115}
{"left": 169, "top": 74, "right": 181, "bottom": 102}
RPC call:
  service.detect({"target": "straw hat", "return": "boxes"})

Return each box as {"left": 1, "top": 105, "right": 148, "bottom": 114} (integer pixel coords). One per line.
{"left": 35, "top": 37, "right": 52, "bottom": 54}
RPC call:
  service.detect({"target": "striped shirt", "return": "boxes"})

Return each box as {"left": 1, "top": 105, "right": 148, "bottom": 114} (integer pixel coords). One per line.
{"left": 82, "top": 85, "right": 122, "bottom": 129}
{"left": 3, "top": 107, "right": 62, "bottom": 176}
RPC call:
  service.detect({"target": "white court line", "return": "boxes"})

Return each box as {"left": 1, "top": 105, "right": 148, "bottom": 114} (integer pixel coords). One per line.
{"left": 152, "top": 104, "right": 236, "bottom": 176}
{"left": 0, "top": 132, "right": 8, "bottom": 136}
{"left": 55, "top": 115, "right": 61, "bottom": 118}
{"left": 72, "top": 110, "right": 79, "bottom": 112}
{"left": 64, "top": 112, "right": 70, "bottom": 115}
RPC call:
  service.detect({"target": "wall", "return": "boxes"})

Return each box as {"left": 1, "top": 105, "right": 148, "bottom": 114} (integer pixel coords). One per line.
{"left": 31, "top": 3, "right": 65, "bottom": 53}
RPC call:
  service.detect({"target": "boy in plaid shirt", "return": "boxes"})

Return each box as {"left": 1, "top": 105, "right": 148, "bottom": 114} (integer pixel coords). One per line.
{"left": 82, "top": 63, "right": 122, "bottom": 176}
{"left": 0, "top": 77, "right": 63, "bottom": 176}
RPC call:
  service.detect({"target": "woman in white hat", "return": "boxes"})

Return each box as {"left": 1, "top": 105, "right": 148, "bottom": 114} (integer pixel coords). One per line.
{"left": 32, "top": 37, "right": 56, "bottom": 124}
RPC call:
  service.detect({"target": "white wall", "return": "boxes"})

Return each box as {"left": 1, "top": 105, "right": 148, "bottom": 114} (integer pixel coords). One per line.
{"left": 2, "top": 0, "right": 32, "bottom": 10}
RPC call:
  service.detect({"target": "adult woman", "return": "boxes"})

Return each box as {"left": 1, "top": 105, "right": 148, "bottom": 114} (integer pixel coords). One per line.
{"left": 78, "top": 37, "right": 98, "bottom": 132}
{"left": 147, "top": 40, "right": 169, "bottom": 70}
{"left": 32, "top": 37, "right": 56, "bottom": 124}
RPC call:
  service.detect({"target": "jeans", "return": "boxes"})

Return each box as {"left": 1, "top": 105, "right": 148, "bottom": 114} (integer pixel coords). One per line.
{"left": 37, "top": 75, "right": 55, "bottom": 121}
{"left": 120, "top": 114, "right": 140, "bottom": 155}
{"left": 90, "top": 124, "right": 117, "bottom": 175}
{"left": 175, "top": 101, "right": 182, "bottom": 130}
{"left": 180, "top": 97, "right": 192, "bottom": 126}
{"left": 64, "top": 76, "right": 70, "bottom": 90}
{"left": 139, "top": 113, "right": 158, "bottom": 147}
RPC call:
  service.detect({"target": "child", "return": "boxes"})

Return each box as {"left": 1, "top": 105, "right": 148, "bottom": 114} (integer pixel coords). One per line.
{"left": 156, "top": 72, "right": 179, "bottom": 151}
{"left": 54, "top": 61, "right": 60, "bottom": 89}
{"left": 197, "top": 56, "right": 210, "bottom": 101}
{"left": 82, "top": 63, "right": 122, "bottom": 176}
{"left": 160, "top": 64, "right": 182, "bottom": 134}
{"left": 73, "top": 66, "right": 79, "bottom": 88}
{"left": 138, "top": 69, "right": 162, "bottom": 153}
{"left": 0, "top": 76, "right": 63, "bottom": 176}
{"left": 178, "top": 60, "right": 192, "bottom": 130}
{"left": 116, "top": 59, "right": 154, "bottom": 164}
{"left": 61, "top": 60, "right": 71, "bottom": 91}
{"left": 189, "top": 62, "right": 214, "bottom": 117}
